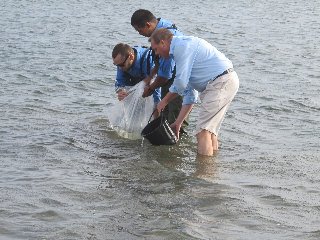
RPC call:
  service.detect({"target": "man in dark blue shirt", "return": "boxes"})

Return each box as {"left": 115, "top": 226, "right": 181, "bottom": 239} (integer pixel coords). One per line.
{"left": 112, "top": 43, "right": 161, "bottom": 105}
{"left": 131, "top": 9, "right": 188, "bottom": 132}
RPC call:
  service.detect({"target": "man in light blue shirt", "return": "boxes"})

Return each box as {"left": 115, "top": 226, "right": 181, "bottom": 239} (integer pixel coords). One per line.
{"left": 131, "top": 9, "right": 188, "bottom": 132}
{"left": 150, "top": 28, "right": 239, "bottom": 156}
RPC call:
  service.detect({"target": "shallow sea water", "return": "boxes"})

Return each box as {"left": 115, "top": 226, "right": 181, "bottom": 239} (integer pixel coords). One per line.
{"left": 1, "top": 0, "right": 320, "bottom": 239}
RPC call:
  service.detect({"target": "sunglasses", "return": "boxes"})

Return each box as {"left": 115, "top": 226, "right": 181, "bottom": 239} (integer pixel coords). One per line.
{"left": 115, "top": 55, "right": 129, "bottom": 67}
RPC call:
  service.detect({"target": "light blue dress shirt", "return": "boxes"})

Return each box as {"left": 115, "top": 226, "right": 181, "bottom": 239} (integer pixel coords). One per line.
{"left": 169, "top": 36, "right": 233, "bottom": 105}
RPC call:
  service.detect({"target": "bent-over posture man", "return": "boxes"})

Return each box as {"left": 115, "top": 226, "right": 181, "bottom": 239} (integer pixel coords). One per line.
{"left": 131, "top": 9, "right": 188, "bottom": 132}
{"left": 151, "top": 28, "right": 239, "bottom": 156}
{"left": 112, "top": 43, "right": 161, "bottom": 105}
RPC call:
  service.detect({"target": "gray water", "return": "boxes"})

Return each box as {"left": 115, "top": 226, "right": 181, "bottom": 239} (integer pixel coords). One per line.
{"left": 1, "top": 0, "right": 320, "bottom": 239}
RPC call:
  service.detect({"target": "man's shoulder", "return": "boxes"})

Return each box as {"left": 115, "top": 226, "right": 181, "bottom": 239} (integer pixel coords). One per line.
{"left": 132, "top": 46, "right": 151, "bottom": 60}
{"left": 158, "top": 17, "right": 173, "bottom": 26}
{"left": 132, "top": 45, "right": 150, "bottom": 52}
{"left": 157, "top": 18, "right": 183, "bottom": 36}
{"left": 170, "top": 36, "right": 200, "bottom": 56}
{"left": 173, "top": 35, "right": 198, "bottom": 44}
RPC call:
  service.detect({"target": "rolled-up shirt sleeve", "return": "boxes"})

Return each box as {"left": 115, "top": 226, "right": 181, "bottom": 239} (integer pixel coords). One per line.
{"left": 170, "top": 84, "right": 198, "bottom": 105}
{"left": 183, "top": 86, "right": 198, "bottom": 105}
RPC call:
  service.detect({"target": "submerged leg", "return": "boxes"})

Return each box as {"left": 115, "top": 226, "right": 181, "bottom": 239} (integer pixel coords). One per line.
{"left": 197, "top": 129, "right": 217, "bottom": 156}
{"left": 211, "top": 133, "right": 218, "bottom": 151}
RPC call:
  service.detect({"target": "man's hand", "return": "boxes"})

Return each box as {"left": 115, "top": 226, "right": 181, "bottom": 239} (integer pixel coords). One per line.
{"left": 117, "top": 89, "right": 128, "bottom": 101}
{"left": 142, "top": 85, "right": 154, "bottom": 98}
{"left": 170, "top": 122, "right": 181, "bottom": 140}
{"left": 157, "top": 99, "right": 167, "bottom": 113}
{"left": 143, "top": 76, "right": 152, "bottom": 85}
{"left": 142, "top": 76, "right": 168, "bottom": 98}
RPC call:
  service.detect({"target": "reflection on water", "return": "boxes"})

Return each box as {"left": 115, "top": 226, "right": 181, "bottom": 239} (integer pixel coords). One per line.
{"left": 193, "top": 154, "right": 219, "bottom": 181}
{"left": 110, "top": 126, "right": 142, "bottom": 140}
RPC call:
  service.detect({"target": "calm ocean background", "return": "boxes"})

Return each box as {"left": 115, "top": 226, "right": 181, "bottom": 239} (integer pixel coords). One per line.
{"left": 1, "top": 0, "right": 319, "bottom": 239}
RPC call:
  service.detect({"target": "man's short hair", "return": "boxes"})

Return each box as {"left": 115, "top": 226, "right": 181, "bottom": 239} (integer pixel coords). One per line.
{"left": 149, "top": 28, "right": 174, "bottom": 44}
{"left": 112, "top": 43, "right": 132, "bottom": 58}
{"left": 131, "top": 9, "right": 156, "bottom": 28}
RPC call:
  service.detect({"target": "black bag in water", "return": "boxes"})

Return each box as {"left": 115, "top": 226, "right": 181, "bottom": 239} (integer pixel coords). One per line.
{"left": 141, "top": 111, "right": 177, "bottom": 146}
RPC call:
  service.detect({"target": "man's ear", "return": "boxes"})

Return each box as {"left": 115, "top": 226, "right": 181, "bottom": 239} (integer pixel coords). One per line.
{"left": 160, "top": 40, "right": 166, "bottom": 48}
{"left": 145, "top": 22, "right": 151, "bottom": 28}
{"left": 129, "top": 51, "right": 134, "bottom": 60}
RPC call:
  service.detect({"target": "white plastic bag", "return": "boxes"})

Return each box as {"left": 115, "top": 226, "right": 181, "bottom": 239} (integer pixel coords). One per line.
{"left": 108, "top": 81, "right": 154, "bottom": 140}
